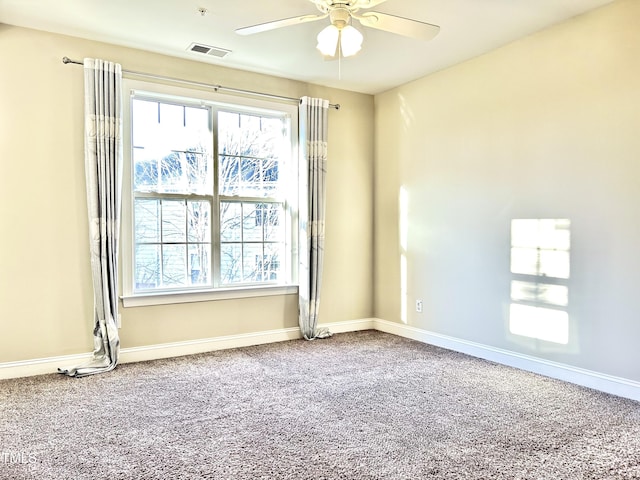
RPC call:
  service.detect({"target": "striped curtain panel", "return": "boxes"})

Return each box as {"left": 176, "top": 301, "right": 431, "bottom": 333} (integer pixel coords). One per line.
{"left": 298, "top": 97, "right": 332, "bottom": 340}
{"left": 59, "top": 58, "right": 123, "bottom": 377}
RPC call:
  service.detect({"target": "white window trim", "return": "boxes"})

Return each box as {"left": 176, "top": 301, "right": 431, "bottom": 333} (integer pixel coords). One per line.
{"left": 120, "top": 79, "right": 299, "bottom": 307}
{"left": 121, "top": 284, "right": 298, "bottom": 308}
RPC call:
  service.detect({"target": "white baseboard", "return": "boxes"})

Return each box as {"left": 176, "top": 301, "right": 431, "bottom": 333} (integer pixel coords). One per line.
{"left": 0, "top": 318, "right": 376, "bottom": 380}
{"left": 3, "top": 317, "right": 639, "bottom": 403}
{"left": 120, "top": 318, "right": 375, "bottom": 364}
{"left": 320, "top": 317, "right": 376, "bottom": 333}
{"left": 373, "top": 318, "right": 640, "bottom": 403}
{"left": 0, "top": 352, "right": 94, "bottom": 381}
{"left": 119, "top": 327, "right": 302, "bottom": 365}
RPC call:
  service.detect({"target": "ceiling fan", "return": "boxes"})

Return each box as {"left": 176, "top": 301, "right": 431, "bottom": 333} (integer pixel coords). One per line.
{"left": 236, "top": 0, "right": 440, "bottom": 58}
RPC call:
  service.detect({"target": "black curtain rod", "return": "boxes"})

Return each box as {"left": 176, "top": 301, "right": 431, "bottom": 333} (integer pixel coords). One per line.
{"left": 62, "top": 57, "right": 340, "bottom": 110}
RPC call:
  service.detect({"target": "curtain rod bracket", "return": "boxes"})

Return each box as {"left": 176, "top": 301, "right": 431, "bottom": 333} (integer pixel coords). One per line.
{"left": 62, "top": 56, "right": 81, "bottom": 65}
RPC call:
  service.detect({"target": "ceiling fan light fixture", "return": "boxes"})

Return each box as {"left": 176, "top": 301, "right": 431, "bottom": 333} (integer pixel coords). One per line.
{"left": 340, "top": 25, "right": 363, "bottom": 57}
{"left": 316, "top": 23, "right": 363, "bottom": 58}
{"left": 316, "top": 24, "right": 340, "bottom": 56}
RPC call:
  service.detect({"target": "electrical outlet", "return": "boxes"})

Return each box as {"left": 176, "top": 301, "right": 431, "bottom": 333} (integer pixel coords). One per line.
{"left": 416, "top": 300, "right": 423, "bottom": 313}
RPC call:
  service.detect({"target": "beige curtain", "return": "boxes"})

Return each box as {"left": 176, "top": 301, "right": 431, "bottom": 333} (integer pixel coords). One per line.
{"left": 59, "top": 58, "right": 123, "bottom": 377}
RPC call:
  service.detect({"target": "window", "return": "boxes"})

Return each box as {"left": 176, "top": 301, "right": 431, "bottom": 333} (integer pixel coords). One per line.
{"left": 509, "top": 219, "right": 570, "bottom": 344}
{"left": 123, "top": 82, "right": 297, "bottom": 304}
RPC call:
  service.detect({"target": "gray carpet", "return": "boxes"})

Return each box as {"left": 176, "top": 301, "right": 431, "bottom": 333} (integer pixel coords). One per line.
{"left": 1, "top": 330, "right": 639, "bottom": 479}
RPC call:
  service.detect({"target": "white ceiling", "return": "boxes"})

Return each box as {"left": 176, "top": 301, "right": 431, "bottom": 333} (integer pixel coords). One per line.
{"left": 0, "top": 0, "right": 616, "bottom": 94}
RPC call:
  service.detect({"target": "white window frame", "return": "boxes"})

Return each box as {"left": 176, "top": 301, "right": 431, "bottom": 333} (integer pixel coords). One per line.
{"left": 120, "top": 79, "right": 299, "bottom": 307}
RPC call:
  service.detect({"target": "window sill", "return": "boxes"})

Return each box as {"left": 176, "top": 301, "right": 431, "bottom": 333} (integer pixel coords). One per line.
{"left": 121, "top": 284, "right": 298, "bottom": 308}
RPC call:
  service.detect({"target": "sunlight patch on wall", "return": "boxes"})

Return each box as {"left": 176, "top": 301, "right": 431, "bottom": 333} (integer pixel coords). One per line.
{"left": 397, "top": 94, "right": 415, "bottom": 131}
{"left": 399, "top": 186, "right": 409, "bottom": 323}
{"left": 400, "top": 254, "right": 408, "bottom": 323}
{"left": 509, "top": 219, "right": 570, "bottom": 345}
{"left": 509, "top": 304, "right": 569, "bottom": 344}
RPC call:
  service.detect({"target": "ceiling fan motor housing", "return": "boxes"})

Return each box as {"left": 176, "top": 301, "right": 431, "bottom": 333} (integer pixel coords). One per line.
{"left": 329, "top": 7, "right": 352, "bottom": 29}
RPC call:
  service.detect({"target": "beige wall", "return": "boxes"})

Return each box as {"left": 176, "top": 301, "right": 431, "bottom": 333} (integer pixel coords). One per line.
{"left": 4, "top": 0, "right": 637, "bottom": 385}
{"left": 0, "top": 25, "right": 374, "bottom": 362}
{"left": 374, "top": 0, "right": 640, "bottom": 381}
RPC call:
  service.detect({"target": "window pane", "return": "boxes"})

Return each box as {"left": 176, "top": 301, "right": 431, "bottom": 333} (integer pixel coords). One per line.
{"left": 220, "top": 202, "right": 242, "bottom": 242}
{"left": 264, "top": 243, "right": 283, "bottom": 281}
{"left": 260, "top": 116, "right": 282, "bottom": 135}
{"left": 133, "top": 148, "right": 158, "bottom": 192}
{"left": 132, "top": 99, "right": 158, "bottom": 147}
{"left": 162, "top": 200, "right": 186, "bottom": 243}
{"left": 263, "top": 204, "right": 283, "bottom": 242}
{"left": 134, "top": 199, "right": 160, "bottom": 243}
{"left": 219, "top": 111, "right": 239, "bottom": 132}
{"left": 219, "top": 156, "right": 239, "bottom": 196}
{"left": 135, "top": 149, "right": 212, "bottom": 194}
{"left": 188, "top": 244, "right": 210, "bottom": 286}
{"left": 241, "top": 158, "right": 260, "bottom": 196}
{"left": 218, "top": 110, "right": 283, "bottom": 198}
{"left": 135, "top": 244, "right": 160, "bottom": 290}
{"left": 263, "top": 159, "right": 279, "bottom": 194}
{"left": 220, "top": 243, "right": 242, "bottom": 284}
{"left": 159, "top": 153, "right": 183, "bottom": 192}
{"left": 184, "top": 152, "right": 211, "bottom": 195}
{"left": 188, "top": 201, "right": 211, "bottom": 243}
{"left": 242, "top": 203, "right": 263, "bottom": 242}
{"left": 241, "top": 113, "right": 261, "bottom": 134}
{"left": 219, "top": 201, "right": 286, "bottom": 284}
{"left": 162, "top": 244, "right": 186, "bottom": 286}
{"left": 243, "top": 243, "right": 264, "bottom": 282}
{"left": 185, "top": 106, "right": 209, "bottom": 131}
{"left": 160, "top": 103, "right": 183, "bottom": 130}
{"left": 220, "top": 112, "right": 262, "bottom": 160}
{"left": 160, "top": 103, "right": 210, "bottom": 176}
{"left": 182, "top": 106, "right": 210, "bottom": 153}
{"left": 133, "top": 99, "right": 211, "bottom": 195}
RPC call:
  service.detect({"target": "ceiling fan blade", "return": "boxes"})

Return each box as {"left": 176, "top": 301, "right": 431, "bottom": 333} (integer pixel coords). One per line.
{"left": 236, "top": 13, "right": 327, "bottom": 36}
{"left": 356, "top": 11, "right": 440, "bottom": 41}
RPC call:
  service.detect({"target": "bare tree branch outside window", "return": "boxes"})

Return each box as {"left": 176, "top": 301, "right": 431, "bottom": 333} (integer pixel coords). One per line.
{"left": 131, "top": 97, "right": 289, "bottom": 291}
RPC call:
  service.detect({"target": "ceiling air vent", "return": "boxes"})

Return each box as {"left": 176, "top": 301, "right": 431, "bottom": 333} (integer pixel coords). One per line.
{"left": 187, "top": 43, "right": 231, "bottom": 58}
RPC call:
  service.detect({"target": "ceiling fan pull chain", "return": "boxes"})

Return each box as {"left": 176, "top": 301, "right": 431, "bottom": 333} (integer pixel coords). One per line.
{"left": 338, "top": 36, "right": 342, "bottom": 80}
